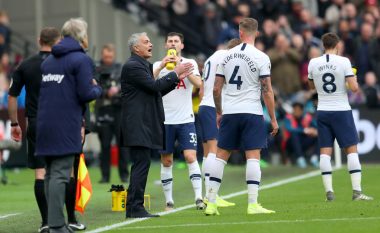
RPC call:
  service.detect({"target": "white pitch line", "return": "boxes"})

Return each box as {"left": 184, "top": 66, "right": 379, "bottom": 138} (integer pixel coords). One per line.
{"left": 87, "top": 170, "right": 321, "bottom": 233}
{"left": 0, "top": 213, "right": 22, "bottom": 220}
{"left": 115, "top": 216, "right": 380, "bottom": 230}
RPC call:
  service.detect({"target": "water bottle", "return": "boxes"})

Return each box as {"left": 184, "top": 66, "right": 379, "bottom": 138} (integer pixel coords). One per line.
{"left": 165, "top": 48, "right": 177, "bottom": 70}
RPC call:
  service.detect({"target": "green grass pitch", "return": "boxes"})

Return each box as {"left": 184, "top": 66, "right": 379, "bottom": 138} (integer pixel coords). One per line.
{"left": 1, "top": 163, "right": 379, "bottom": 233}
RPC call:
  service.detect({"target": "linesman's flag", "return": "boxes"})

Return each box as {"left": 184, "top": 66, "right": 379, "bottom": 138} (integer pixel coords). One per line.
{"left": 75, "top": 153, "right": 93, "bottom": 213}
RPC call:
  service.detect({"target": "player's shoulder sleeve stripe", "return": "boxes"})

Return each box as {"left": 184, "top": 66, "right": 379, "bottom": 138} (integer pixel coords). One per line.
{"left": 259, "top": 74, "right": 270, "bottom": 79}
{"left": 240, "top": 43, "right": 247, "bottom": 51}
{"left": 216, "top": 73, "right": 225, "bottom": 78}
{"left": 345, "top": 75, "right": 355, "bottom": 78}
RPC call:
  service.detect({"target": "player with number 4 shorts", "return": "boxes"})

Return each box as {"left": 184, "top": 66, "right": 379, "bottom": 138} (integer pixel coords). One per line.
{"left": 308, "top": 32, "right": 373, "bottom": 202}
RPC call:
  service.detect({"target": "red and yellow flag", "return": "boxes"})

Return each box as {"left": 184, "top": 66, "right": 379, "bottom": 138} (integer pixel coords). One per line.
{"left": 75, "top": 153, "right": 93, "bottom": 213}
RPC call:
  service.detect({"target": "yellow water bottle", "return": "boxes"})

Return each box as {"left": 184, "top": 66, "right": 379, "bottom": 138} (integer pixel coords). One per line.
{"left": 165, "top": 48, "right": 177, "bottom": 70}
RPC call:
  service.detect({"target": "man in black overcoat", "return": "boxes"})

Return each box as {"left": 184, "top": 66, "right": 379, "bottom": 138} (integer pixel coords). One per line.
{"left": 120, "top": 32, "right": 193, "bottom": 218}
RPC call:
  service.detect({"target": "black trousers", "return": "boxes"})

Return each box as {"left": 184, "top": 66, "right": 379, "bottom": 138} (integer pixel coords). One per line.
{"left": 125, "top": 146, "right": 151, "bottom": 214}
{"left": 98, "top": 121, "right": 129, "bottom": 181}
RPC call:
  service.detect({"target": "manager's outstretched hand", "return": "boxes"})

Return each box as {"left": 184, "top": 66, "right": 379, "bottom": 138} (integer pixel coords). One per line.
{"left": 174, "top": 62, "right": 194, "bottom": 80}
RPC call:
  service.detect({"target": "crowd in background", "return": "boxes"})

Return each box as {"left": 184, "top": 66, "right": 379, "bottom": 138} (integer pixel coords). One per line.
{"left": 125, "top": 0, "right": 380, "bottom": 166}
{"left": 2, "top": 1, "right": 380, "bottom": 168}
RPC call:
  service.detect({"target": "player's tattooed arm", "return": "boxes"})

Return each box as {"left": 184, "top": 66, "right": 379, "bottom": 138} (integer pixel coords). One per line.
{"left": 213, "top": 75, "right": 225, "bottom": 114}
{"left": 260, "top": 77, "right": 279, "bottom": 136}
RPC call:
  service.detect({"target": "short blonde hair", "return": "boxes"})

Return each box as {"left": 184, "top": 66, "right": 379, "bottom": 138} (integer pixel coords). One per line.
{"left": 239, "top": 18, "right": 258, "bottom": 34}
{"left": 61, "top": 18, "right": 88, "bottom": 43}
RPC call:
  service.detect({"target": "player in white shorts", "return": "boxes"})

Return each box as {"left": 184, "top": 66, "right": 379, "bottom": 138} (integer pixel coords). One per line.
{"left": 205, "top": 18, "right": 279, "bottom": 216}
{"left": 199, "top": 38, "right": 241, "bottom": 207}
{"left": 308, "top": 32, "right": 373, "bottom": 202}
{"left": 153, "top": 32, "right": 205, "bottom": 210}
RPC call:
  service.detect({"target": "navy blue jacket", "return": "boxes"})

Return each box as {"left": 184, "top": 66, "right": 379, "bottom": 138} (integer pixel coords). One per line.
{"left": 36, "top": 36, "right": 102, "bottom": 156}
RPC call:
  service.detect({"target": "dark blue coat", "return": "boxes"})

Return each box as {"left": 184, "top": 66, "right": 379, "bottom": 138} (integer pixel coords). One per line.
{"left": 36, "top": 36, "right": 102, "bottom": 156}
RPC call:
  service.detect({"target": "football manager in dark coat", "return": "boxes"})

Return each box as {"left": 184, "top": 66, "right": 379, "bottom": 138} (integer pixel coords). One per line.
{"left": 36, "top": 18, "right": 102, "bottom": 233}
{"left": 120, "top": 32, "right": 193, "bottom": 218}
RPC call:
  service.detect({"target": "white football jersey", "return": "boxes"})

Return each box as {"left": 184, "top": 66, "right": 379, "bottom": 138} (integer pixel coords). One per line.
{"left": 153, "top": 57, "right": 200, "bottom": 124}
{"left": 200, "top": 50, "right": 228, "bottom": 108}
{"left": 308, "top": 54, "right": 354, "bottom": 111}
{"left": 216, "top": 43, "right": 271, "bottom": 115}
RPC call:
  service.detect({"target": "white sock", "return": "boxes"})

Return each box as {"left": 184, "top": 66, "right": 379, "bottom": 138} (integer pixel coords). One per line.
{"left": 203, "top": 153, "right": 216, "bottom": 199}
{"left": 188, "top": 160, "right": 202, "bottom": 200}
{"left": 320, "top": 154, "right": 333, "bottom": 192}
{"left": 208, "top": 158, "right": 226, "bottom": 203}
{"left": 347, "top": 153, "right": 362, "bottom": 192}
{"left": 161, "top": 164, "right": 174, "bottom": 204}
{"left": 246, "top": 159, "right": 261, "bottom": 204}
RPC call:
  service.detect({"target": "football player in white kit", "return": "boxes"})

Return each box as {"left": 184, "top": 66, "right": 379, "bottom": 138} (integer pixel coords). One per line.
{"left": 308, "top": 32, "right": 373, "bottom": 201}
{"left": 199, "top": 38, "right": 241, "bottom": 207}
{"left": 205, "top": 18, "right": 279, "bottom": 216}
{"left": 153, "top": 32, "right": 205, "bottom": 210}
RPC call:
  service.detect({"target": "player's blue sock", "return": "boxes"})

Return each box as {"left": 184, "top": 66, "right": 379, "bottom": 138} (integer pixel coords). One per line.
{"left": 347, "top": 153, "right": 362, "bottom": 191}
{"left": 188, "top": 161, "right": 202, "bottom": 200}
{"left": 246, "top": 159, "right": 261, "bottom": 204}
{"left": 320, "top": 154, "right": 333, "bottom": 192}
{"left": 203, "top": 153, "right": 216, "bottom": 199}
{"left": 161, "top": 164, "right": 174, "bottom": 204}
{"left": 208, "top": 158, "right": 226, "bottom": 203}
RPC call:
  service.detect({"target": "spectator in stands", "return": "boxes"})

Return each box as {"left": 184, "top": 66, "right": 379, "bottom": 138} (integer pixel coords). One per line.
{"left": 353, "top": 23, "right": 374, "bottom": 84}
{"left": 268, "top": 33, "right": 302, "bottom": 97}
{"left": 292, "top": 34, "right": 306, "bottom": 57}
{"left": 288, "top": 0, "right": 304, "bottom": 32}
{"left": 217, "top": 2, "right": 250, "bottom": 48}
{"left": 325, "top": 0, "right": 345, "bottom": 33}
{"left": 201, "top": 2, "right": 222, "bottom": 52}
{"left": 338, "top": 20, "right": 355, "bottom": 59}
{"left": 261, "top": 0, "right": 290, "bottom": 20}
{"left": 277, "top": 15, "right": 294, "bottom": 41}
{"left": 218, "top": 0, "right": 239, "bottom": 23}
{"left": 341, "top": 3, "right": 359, "bottom": 36}
{"left": 0, "top": 10, "right": 11, "bottom": 58}
{"left": 283, "top": 102, "right": 318, "bottom": 168}
{"left": 299, "top": 0, "right": 319, "bottom": 17}
{"left": 260, "top": 19, "right": 278, "bottom": 50}
{"left": 300, "top": 46, "right": 322, "bottom": 90}
{"left": 369, "top": 22, "right": 380, "bottom": 81}
{"left": 301, "top": 25, "right": 322, "bottom": 50}
{"left": 362, "top": 71, "right": 380, "bottom": 109}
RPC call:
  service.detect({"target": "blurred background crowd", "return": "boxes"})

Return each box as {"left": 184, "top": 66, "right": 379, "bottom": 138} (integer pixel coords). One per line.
{"left": 0, "top": 0, "right": 380, "bottom": 175}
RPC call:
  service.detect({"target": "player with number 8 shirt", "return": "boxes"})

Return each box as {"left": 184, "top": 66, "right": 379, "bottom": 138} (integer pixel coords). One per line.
{"left": 308, "top": 32, "right": 373, "bottom": 202}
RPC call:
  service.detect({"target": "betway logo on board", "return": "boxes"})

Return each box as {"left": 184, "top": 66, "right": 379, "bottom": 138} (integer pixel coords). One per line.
{"left": 42, "top": 74, "right": 65, "bottom": 83}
